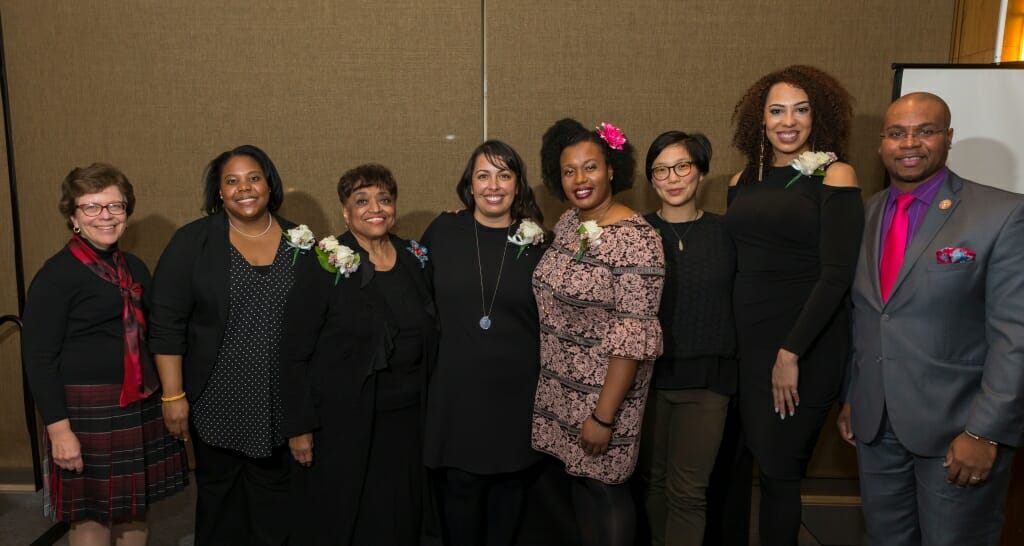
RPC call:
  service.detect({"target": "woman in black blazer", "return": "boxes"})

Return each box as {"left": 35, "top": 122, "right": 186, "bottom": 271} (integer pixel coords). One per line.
{"left": 149, "top": 144, "right": 299, "bottom": 545}
{"left": 280, "top": 163, "right": 439, "bottom": 545}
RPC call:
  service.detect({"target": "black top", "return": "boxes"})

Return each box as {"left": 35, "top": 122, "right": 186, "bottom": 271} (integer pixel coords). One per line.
{"left": 23, "top": 242, "right": 151, "bottom": 424}
{"left": 421, "top": 211, "right": 544, "bottom": 473}
{"left": 191, "top": 241, "right": 293, "bottom": 457}
{"left": 644, "top": 212, "right": 737, "bottom": 394}
{"left": 148, "top": 211, "right": 297, "bottom": 400}
{"left": 279, "top": 231, "right": 438, "bottom": 543}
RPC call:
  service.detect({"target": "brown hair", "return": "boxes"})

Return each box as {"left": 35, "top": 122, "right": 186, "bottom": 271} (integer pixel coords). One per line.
{"left": 732, "top": 65, "right": 853, "bottom": 174}
{"left": 58, "top": 162, "right": 136, "bottom": 230}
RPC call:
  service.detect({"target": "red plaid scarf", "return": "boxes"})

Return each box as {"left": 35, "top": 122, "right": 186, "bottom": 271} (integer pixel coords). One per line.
{"left": 68, "top": 235, "right": 158, "bottom": 406}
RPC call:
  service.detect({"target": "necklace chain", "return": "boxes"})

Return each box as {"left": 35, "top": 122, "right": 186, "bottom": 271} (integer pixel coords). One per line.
{"left": 228, "top": 214, "right": 274, "bottom": 238}
{"left": 657, "top": 209, "right": 700, "bottom": 252}
{"left": 473, "top": 219, "right": 511, "bottom": 330}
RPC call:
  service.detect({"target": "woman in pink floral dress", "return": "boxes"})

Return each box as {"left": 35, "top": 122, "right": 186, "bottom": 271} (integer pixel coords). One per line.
{"left": 531, "top": 118, "right": 665, "bottom": 546}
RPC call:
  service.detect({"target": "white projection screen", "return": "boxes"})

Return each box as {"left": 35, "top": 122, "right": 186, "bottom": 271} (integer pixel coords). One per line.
{"left": 894, "top": 63, "right": 1024, "bottom": 195}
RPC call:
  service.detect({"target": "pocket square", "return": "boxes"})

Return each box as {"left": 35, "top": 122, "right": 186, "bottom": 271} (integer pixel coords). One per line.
{"left": 936, "top": 246, "right": 976, "bottom": 264}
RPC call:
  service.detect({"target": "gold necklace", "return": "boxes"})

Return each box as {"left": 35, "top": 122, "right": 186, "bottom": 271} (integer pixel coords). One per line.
{"left": 656, "top": 209, "right": 700, "bottom": 252}
{"left": 228, "top": 214, "right": 273, "bottom": 238}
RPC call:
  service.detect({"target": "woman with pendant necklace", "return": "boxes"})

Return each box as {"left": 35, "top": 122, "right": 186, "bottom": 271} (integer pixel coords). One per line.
{"left": 149, "top": 144, "right": 300, "bottom": 545}
{"left": 531, "top": 118, "right": 665, "bottom": 546}
{"left": 422, "top": 140, "right": 546, "bottom": 546}
{"left": 638, "top": 131, "right": 737, "bottom": 546}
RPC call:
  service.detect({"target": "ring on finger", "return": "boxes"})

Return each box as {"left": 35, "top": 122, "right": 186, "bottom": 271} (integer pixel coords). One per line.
{"left": 970, "top": 475, "right": 982, "bottom": 481}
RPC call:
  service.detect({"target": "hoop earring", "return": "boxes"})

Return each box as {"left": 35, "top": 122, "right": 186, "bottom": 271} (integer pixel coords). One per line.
{"left": 758, "top": 127, "right": 766, "bottom": 182}
{"left": 73, "top": 226, "right": 81, "bottom": 234}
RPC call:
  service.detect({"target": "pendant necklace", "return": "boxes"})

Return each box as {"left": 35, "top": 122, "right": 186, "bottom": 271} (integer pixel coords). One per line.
{"left": 657, "top": 209, "right": 700, "bottom": 252}
{"left": 473, "top": 219, "right": 510, "bottom": 330}
{"left": 228, "top": 214, "right": 273, "bottom": 238}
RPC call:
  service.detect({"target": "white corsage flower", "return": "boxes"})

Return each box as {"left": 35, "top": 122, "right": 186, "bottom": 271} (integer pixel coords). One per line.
{"left": 283, "top": 224, "right": 315, "bottom": 265}
{"left": 508, "top": 219, "right": 545, "bottom": 258}
{"left": 315, "top": 236, "right": 360, "bottom": 284}
{"left": 786, "top": 151, "right": 838, "bottom": 188}
{"left": 574, "top": 220, "right": 604, "bottom": 262}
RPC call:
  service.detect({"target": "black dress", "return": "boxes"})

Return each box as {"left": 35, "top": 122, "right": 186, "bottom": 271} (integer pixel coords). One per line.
{"left": 725, "top": 165, "right": 863, "bottom": 478}
{"left": 422, "top": 211, "right": 543, "bottom": 474}
{"left": 280, "top": 232, "right": 438, "bottom": 546}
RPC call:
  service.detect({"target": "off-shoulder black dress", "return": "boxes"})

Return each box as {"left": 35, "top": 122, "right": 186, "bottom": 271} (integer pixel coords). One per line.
{"left": 725, "top": 165, "right": 864, "bottom": 479}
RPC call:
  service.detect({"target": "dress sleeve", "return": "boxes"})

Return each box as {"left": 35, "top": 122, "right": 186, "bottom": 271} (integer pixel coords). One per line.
{"left": 148, "top": 228, "right": 198, "bottom": 356}
{"left": 279, "top": 251, "right": 330, "bottom": 437}
{"left": 782, "top": 186, "right": 864, "bottom": 356}
{"left": 22, "top": 266, "right": 71, "bottom": 424}
{"left": 596, "top": 223, "right": 665, "bottom": 362}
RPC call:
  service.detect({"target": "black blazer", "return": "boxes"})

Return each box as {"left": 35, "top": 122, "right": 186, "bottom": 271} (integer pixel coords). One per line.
{"left": 280, "top": 230, "right": 439, "bottom": 545}
{"left": 148, "top": 210, "right": 297, "bottom": 398}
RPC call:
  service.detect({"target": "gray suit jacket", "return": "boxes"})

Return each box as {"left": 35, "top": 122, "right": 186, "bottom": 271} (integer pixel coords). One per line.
{"left": 847, "top": 170, "right": 1024, "bottom": 456}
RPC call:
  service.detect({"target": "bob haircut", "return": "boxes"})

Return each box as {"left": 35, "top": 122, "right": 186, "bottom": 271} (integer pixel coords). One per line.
{"left": 456, "top": 140, "right": 544, "bottom": 224}
{"left": 59, "top": 162, "right": 137, "bottom": 230}
{"left": 731, "top": 65, "right": 853, "bottom": 172}
{"left": 540, "top": 118, "right": 636, "bottom": 201}
{"left": 337, "top": 163, "right": 398, "bottom": 203}
{"left": 644, "top": 131, "right": 713, "bottom": 182}
{"left": 201, "top": 144, "right": 285, "bottom": 215}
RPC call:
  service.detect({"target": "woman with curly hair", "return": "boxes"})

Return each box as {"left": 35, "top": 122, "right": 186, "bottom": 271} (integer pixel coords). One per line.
{"left": 531, "top": 118, "right": 664, "bottom": 546}
{"left": 725, "top": 65, "right": 864, "bottom": 545}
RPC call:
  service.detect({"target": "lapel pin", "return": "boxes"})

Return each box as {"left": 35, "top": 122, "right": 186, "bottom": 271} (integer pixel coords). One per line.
{"left": 938, "top": 199, "right": 952, "bottom": 210}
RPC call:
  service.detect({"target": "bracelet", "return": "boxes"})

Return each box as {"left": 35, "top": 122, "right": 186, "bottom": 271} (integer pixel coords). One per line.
{"left": 590, "top": 412, "right": 614, "bottom": 429}
{"left": 965, "top": 430, "right": 998, "bottom": 446}
{"left": 160, "top": 391, "right": 187, "bottom": 403}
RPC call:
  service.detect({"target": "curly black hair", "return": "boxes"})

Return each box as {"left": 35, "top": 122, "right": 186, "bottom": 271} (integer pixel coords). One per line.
{"left": 732, "top": 65, "right": 853, "bottom": 174}
{"left": 456, "top": 140, "right": 543, "bottom": 224}
{"left": 540, "top": 118, "right": 636, "bottom": 201}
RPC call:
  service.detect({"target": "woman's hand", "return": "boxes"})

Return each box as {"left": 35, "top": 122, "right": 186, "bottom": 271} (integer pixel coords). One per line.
{"left": 161, "top": 397, "right": 190, "bottom": 442}
{"left": 46, "top": 420, "right": 83, "bottom": 473}
{"left": 578, "top": 416, "right": 613, "bottom": 457}
{"left": 772, "top": 348, "right": 800, "bottom": 419}
{"left": 289, "top": 433, "right": 314, "bottom": 466}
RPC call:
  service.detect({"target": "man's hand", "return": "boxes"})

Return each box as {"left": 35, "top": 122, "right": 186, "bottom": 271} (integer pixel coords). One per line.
{"left": 836, "top": 403, "right": 856, "bottom": 447}
{"left": 943, "top": 432, "right": 997, "bottom": 487}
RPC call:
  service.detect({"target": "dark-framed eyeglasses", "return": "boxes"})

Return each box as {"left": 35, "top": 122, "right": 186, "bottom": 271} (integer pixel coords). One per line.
{"left": 651, "top": 162, "right": 694, "bottom": 181}
{"left": 77, "top": 202, "right": 127, "bottom": 216}
{"left": 880, "top": 127, "right": 948, "bottom": 141}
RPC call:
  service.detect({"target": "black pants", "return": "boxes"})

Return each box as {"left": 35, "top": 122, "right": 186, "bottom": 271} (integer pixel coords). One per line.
{"left": 192, "top": 432, "right": 291, "bottom": 546}
{"left": 438, "top": 466, "right": 533, "bottom": 546}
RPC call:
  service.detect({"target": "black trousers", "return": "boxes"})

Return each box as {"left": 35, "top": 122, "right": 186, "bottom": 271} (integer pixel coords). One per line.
{"left": 438, "top": 466, "right": 534, "bottom": 546}
{"left": 192, "top": 432, "right": 292, "bottom": 546}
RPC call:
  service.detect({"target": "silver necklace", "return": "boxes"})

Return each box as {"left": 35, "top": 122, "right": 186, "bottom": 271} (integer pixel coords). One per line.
{"left": 473, "top": 219, "right": 510, "bottom": 330}
{"left": 228, "top": 214, "right": 273, "bottom": 238}
{"left": 657, "top": 209, "right": 700, "bottom": 252}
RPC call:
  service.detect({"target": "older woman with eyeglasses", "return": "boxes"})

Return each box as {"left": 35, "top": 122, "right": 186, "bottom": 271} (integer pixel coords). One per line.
{"left": 23, "top": 163, "right": 188, "bottom": 546}
{"left": 639, "top": 131, "right": 737, "bottom": 546}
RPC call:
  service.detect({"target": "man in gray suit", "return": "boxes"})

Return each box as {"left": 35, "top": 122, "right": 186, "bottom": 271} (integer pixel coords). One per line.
{"left": 837, "top": 92, "right": 1024, "bottom": 545}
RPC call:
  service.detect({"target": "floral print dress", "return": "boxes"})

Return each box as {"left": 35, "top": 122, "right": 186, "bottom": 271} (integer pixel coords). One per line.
{"left": 531, "top": 209, "right": 665, "bottom": 484}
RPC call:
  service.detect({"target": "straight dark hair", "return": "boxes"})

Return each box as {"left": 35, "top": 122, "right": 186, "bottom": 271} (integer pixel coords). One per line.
{"left": 456, "top": 140, "right": 543, "bottom": 224}
{"left": 201, "top": 144, "right": 285, "bottom": 215}
{"left": 645, "top": 131, "right": 713, "bottom": 182}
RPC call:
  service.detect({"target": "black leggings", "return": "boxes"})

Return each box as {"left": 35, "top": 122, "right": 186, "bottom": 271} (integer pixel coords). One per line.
{"left": 571, "top": 477, "right": 635, "bottom": 546}
{"left": 757, "top": 474, "right": 802, "bottom": 546}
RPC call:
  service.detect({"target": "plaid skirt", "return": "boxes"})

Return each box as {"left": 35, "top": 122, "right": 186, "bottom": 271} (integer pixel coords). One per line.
{"left": 43, "top": 384, "right": 189, "bottom": 524}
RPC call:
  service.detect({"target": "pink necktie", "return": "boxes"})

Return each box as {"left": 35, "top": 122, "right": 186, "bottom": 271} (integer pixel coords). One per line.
{"left": 880, "top": 193, "right": 915, "bottom": 303}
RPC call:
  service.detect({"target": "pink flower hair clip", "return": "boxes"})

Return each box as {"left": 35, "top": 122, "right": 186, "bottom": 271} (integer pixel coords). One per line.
{"left": 596, "top": 122, "right": 627, "bottom": 150}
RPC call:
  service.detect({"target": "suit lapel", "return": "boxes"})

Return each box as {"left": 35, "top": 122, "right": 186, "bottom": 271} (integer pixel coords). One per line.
{"left": 885, "top": 175, "right": 962, "bottom": 306}
{"left": 864, "top": 192, "right": 886, "bottom": 306}
{"left": 209, "top": 211, "right": 232, "bottom": 324}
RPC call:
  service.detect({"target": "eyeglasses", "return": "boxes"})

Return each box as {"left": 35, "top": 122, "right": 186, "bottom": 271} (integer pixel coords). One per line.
{"left": 77, "top": 202, "right": 127, "bottom": 216}
{"left": 881, "top": 127, "right": 948, "bottom": 141}
{"left": 651, "top": 161, "right": 694, "bottom": 181}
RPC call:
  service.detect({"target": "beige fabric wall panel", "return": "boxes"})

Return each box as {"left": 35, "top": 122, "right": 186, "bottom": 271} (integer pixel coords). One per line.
{"left": 487, "top": 0, "right": 954, "bottom": 224}
{"left": 486, "top": 0, "right": 953, "bottom": 479}
{"left": 0, "top": 0, "right": 481, "bottom": 280}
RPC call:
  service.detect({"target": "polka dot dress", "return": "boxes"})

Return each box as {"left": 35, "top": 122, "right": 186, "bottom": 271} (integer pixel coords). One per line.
{"left": 192, "top": 240, "right": 294, "bottom": 458}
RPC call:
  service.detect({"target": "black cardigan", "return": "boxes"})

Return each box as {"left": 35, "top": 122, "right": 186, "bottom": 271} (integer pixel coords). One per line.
{"left": 147, "top": 210, "right": 297, "bottom": 399}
